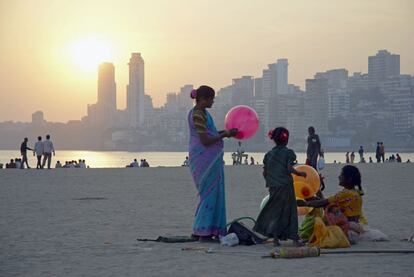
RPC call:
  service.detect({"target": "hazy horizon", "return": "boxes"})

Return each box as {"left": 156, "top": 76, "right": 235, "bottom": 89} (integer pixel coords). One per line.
{"left": 1, "top": 0, "right": 413, "bottom": 122}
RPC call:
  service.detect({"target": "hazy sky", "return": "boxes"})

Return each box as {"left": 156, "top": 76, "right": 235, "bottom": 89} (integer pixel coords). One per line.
{"left": 0, "top": 0, "right": 413, "bottom": 122}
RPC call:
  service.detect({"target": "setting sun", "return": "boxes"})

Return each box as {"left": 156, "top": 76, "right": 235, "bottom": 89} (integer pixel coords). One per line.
{"left": 68, "top": 36, "right": 113, "bottom": 72}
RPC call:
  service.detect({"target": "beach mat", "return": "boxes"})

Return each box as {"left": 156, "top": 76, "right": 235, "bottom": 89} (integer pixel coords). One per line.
{"left": 137, "top": 236, "right": 198, "bottom": 243}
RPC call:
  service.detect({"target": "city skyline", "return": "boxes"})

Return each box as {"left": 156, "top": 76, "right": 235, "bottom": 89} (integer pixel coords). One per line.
{"left": 1, "top": 0, "right": 413, "bottom": 122}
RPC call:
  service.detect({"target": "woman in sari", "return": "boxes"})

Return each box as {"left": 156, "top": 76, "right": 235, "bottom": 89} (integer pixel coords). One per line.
{"left": 188, "top": 85, "right": 238, "bottom": 242}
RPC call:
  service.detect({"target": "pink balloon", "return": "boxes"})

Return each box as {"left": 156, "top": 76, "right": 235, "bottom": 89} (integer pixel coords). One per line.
{"left": 225, "top": 105, "right": 259, "bottom": 140}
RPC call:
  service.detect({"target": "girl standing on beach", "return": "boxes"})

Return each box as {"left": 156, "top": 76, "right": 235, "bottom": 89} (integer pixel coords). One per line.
{"left": 254, "top": 127, "right": 306, "bottom": 246}
{"left": 188, "top": 85, "right": 238, "bottom": 241}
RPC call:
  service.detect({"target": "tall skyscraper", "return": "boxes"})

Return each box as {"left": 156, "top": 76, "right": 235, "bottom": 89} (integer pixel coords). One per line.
{"left": 368, "top": 50, "right": 400, "bottom": 86}
{"left": 98, "top": 62, "right": 116, "bottom": 120}
{"left": 87, "top": 62, "right": 116, "bottom": 129}
{"left": 127, "top": 53, "right": 145, "bottom": 128}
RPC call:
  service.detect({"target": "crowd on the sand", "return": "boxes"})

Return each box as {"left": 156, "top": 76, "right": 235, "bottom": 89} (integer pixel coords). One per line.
{"left": 187, "top": 85, "right": 389, "bottom": 248}
{"left": 340, "top": 143, "right": 410, "bottom": 164}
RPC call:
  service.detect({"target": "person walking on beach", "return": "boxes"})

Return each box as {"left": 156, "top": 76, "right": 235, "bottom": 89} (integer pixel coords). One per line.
{"left": 345, "top": 152, "right": 350, "bottom": 164}
{"left": 188, "top": 85, "right": 238, "bottom": 241}
{"left": 20, "top": 137, "right": 33, "bottom": 169}
{"left": 34, "top": 136, "right": 44, "bottom": 169}
{"left": 380, "top": 142, "right": 385, "bottom": 163}
{"left": 358, "top": 146, "right": 364, "bottom": 163}
{"left": 254, "top": 127, "right": 306, "bottom": 246}
{"left": 42, "top": 134, "right": 55, "bottom": 169}
{"left": 350, "top": 152, "right": 355, "bottom": 164}
{"left": 306, "top": 126, "right": 322, "bottom": 170}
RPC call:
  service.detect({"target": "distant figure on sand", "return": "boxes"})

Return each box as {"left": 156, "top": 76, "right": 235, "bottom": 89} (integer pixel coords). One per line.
{"left": 306, "top": 126, "right": 322, "bottom": 170}
{"left": 358, "top": 146, "right": 364, "bottom": 162}
{"left": 254, "top": 127, "right": 306, "bottom": 246}
{"left": 20, "top": 137, "right": 33, "bottom": 169}
{"left": 250, "top": 156, "right": 255, "bottom": 165}
{"left": 55, "top": 161, "right": 62, "bottom": 168}
{"left": 34, "top": 136, "right": 44, "bottom": 169}
{"left": 6, "top": 159, "right": 16, "bottom": 169}
{"left": 375, "top": 142, "right": 381, "bottom": 163}
{"left": 396, "top": 154, "right": 402, "bottom": 163}
{"left": 369, "top": 157, "right": 373, "bottom": 163}
{"left": 42, "top": 135, "right": 55, "bottom": 169}
{"left": 345, "top": 152, "right": 350, "bottom": 164}
{"left": 380, "top": 142, "right": 385, "bottom": 163}
{"left": 350, "top": 152, "right": 355, "bottom": 164}
{"left": 188, "top": 85, "right": 238, "bottom": 241}
{"left": 182, "top": 156, "right": 189, "bottom": 167}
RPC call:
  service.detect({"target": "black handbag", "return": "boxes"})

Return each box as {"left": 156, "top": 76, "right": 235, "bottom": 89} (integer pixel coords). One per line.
{"left": 227, "top": 217, "right": 266, "bottom": 245}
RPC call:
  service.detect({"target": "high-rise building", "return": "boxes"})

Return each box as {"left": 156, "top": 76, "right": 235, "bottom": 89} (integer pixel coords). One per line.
{"left": 177, "top": 84, "right": 194, "bottom": 111}
{"left": 368, "top": 50, "right": 400, "bottom": 86}
{"left": 86, "top": 62, "right": 117, "bottom": 129}
{"left": 231, "top": 76, "right": 254, "bottom": 106}
{"left": 276, "top": 58, "right": 288, "bottom": 94}
{"left": 98, "top": 62, "right": 117, "bottom": 124}
{"left": 127, "top": 53, "right": 145, "bottom": 128}
{"left": 32, "top": 111, "right": 45, "bottom": 125}
{"left": 305, "top": 78, "right": 329, "bottom": 136}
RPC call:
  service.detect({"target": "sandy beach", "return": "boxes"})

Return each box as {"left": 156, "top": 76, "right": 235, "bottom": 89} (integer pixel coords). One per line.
{"left": 1, "top": 164, "right": 413, "bottom": 276}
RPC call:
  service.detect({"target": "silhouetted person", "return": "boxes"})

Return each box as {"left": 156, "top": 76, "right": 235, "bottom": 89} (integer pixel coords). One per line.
{"left": 350, "top": 152, "right": 355, "bottom": 164}
{"left": 345, "top": 152, "right": 350, "bottom": 163}
{"left": 42, "top": 134, "right": 55, "bottom": 169}
{"left": 369, "top": 157, "right": 373, "bottom": 163}
{"left": 55, "top": 160, "right": 62, "bottom": 168}
{"left": 380, "top": 142, "right": 385, "bottom": 163}
{"left": 396, "top": 153, "right": 402, "bottom": 163}
{"left": 375, "top": 142, "right": 381, "bottom": 163}
{"left": 20, "top": 137, "right": 33, "bottom": 169}
{"left": 306, "top": 126, "right": 321, "bottom": 170}
{"left": 34, "top": 136, "right": 44, "bottom": 169}
{"left": 358, "top": 146, "right": 364, "bottom": 162}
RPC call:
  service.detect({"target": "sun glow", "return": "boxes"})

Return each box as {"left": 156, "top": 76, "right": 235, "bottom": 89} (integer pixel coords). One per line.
{"left": 69, "top": 36, "right": 113, "bottom": 72}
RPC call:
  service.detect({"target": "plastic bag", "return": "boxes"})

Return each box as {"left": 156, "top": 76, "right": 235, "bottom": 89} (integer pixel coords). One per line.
{"left": 317, "top": 157, "right": 325, "bottom": 171}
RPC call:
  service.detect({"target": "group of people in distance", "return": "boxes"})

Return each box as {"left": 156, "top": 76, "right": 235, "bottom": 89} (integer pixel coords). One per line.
{"left": 344, "top": 144, "right": 407, "bottom": 164}
{"left": 5, "top": 135, "right": 55, "bottom": 169}
{"left": 126, "top": 158, "right": 150, "bottom": 168}
{"left": 55, "top": 159, "right": 88, "bottom": 169}
{"left": 188, "top": 85, "right": 366, "bottom": 248}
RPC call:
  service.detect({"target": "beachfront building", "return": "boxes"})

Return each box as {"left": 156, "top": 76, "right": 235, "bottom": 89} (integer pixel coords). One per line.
{"left": 127, "top": 53, "right": 145, "bottom": 128}
{"left": 368, "top": 50, "right": 400, "bottom": 87}
{"left": 305, "top": 77, "right": 329, "bottom": 136}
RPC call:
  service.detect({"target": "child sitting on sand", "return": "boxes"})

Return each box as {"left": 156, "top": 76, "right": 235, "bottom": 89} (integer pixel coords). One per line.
{"left": 253, "top": 127, "right": 307, "bottom": 246}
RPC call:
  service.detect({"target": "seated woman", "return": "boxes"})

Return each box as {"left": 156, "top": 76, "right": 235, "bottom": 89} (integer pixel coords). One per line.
{"left": 304, "top": 165, "right": 364, "bottom": 245}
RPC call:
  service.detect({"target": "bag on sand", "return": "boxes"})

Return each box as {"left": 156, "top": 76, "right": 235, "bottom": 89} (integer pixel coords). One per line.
{"left": 227, "top": 217, "right": 266, "bottom": 245}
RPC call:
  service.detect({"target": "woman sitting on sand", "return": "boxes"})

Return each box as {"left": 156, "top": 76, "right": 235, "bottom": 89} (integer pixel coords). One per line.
{"left": 303, "top": 165, "right": 365, "bottom": 244}
{"left": 187, "top": 85, "right": 238, "bottom": 242}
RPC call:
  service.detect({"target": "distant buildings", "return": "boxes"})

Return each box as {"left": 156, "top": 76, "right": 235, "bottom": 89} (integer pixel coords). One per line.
{"left": 127, "top": 53, "right": 145, "bottom": 128}
{"left": 2, "top": 49, "right": 413, "bottom": 151}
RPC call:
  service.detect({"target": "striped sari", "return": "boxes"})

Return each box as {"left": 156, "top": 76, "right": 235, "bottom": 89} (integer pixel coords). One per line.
{"left": 188, "top": 108, "right": 227, "bottom": 237}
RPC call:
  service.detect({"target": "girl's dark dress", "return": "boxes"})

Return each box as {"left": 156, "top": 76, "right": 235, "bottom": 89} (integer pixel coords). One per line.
{"left": 254, "top": 145, "right": 299, "bottom": 240}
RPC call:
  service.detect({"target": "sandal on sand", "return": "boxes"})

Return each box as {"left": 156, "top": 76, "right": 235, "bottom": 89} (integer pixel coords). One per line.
{"left": 292, "top": 239, "right": 306, "bottom": 247}
{"left": 198, "top": 236, "right": 219, "bottom": 243}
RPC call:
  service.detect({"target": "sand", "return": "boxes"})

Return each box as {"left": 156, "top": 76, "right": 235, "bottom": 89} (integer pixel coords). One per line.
{"left": 1, "top": 164, "right": 413, "bottom": 276}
